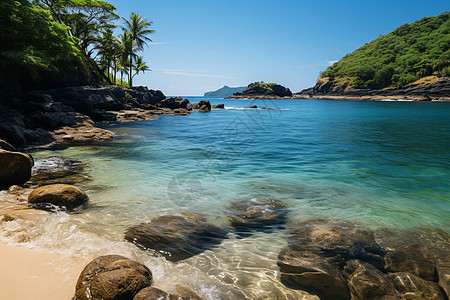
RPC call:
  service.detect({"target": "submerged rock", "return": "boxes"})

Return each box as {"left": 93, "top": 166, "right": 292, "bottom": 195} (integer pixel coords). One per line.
{"left": 287, "top": 220, "right": 386, "bottom": 269}
{"left": 125, "top": 213, "right": 227, "bottom": 262}
{"left": 212, "top": 104, "right": 225, "bottom": 109}
{"left": 30, "top": 156, "right": 88, "bottom": 186}
{"left": 74, "top": 255, "right": 152, "bottom": 300}
{"left": 28, "top": 183, "right": 88, "bottom": 210}
{"left": 0, "top": 149, "right": 33, "bottom": 188}
{"left": 384, "top": 244, "right": 437, "bottom": 281}
{"left": 388, "top": 272, "right": 445, "bottom": 299}
{"left": 278, "top": 246, "right": 350, "bottom": 300}
{"left": 278, "top": 219, "right": 386, "bottom": 299}
{"left": 343, "top": 260, "right": 398, "bottom": 300}
{"left": 227, "top": 199, "right": 288, "bottom": 234}
{"left": 133, "top": 285, "right": 203, "bottom": 300}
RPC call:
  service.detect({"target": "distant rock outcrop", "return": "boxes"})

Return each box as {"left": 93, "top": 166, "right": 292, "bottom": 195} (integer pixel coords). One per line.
{"left": 204, "top": 85, "right": 246, "bottom": 97}
{"left": 227, "top": 82, "right": 292, "bottom": 99}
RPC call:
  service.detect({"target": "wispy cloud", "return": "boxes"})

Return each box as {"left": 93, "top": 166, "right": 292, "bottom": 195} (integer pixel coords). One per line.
{"left": 156, "top": 69, "right": 236, "bottom": 79}
{"left": 326, "top": 60, "right": 339, "bottom": 66}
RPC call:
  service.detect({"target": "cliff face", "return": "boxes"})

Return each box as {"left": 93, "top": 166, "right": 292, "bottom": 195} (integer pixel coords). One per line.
{"left": 298, "top": 76, "right": 450, "bottom": 99}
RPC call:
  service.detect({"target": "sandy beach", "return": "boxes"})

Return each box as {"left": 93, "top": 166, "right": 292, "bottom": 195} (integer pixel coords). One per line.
{"left": 0, "top": 242, "right": 88, "bottom": 300}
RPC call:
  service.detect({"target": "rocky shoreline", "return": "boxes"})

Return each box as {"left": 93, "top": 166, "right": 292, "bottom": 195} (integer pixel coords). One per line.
{"left": 1, "top": 86, "right": 449, "bottom": 299}
{"left": 0, "top": 85, "right": 215, "bottom": 151}
{"left": 226, "top": 77, "right": 450, "bottom": 101}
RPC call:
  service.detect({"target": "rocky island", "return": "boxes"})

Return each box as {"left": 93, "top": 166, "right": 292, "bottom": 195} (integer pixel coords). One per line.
{"left": 226, "top": 81, "right": 292, "bottom": 99}
{"left": 295, "top": 12, "right": 450, "bottom": 101}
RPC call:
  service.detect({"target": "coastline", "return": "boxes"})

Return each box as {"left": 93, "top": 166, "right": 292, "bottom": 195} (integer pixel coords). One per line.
{"left": 226, "top": 94, "right": 450, "bottom": 101}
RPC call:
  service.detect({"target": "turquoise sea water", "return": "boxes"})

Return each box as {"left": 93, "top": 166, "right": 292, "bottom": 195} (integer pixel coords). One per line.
{"left": 3, "top": 98, "right": 450, "bottom": 299}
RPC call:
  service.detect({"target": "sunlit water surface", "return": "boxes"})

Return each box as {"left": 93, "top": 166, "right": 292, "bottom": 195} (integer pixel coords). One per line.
{"left": 1, "top": 98, "right": 449, "bottom": 299}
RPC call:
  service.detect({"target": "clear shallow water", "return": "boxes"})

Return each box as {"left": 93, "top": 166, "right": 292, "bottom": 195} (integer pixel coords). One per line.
{"left": 2, "top": 98, "right": 450, "bottom": 299}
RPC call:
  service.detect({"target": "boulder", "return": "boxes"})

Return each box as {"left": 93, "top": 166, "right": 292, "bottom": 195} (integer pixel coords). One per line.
{"left": 384, "top": 244, "right": 437, "bottom": 281}
{"left": 212, "top": 104, "right": 225, "bottom": 109}
{"left": 0, "top": 149, "right": 33, "bottom": 187}
{"left": 278, "top": 246, "right": 349, "bottom": 300}
{"left": 197, "top": 100, "right": 211, "bottom": 112}
{"left": 0, "top": 139, "right": 16, "bottom": 151}
{"left": 125, "top": 213, "right": 227, "bottom": 262}
{"left": 248, "top": 105, "right": 258, "bottom": 108}
{"left": 159, "top": 97, "right": 190, "bottom": 109}
{"left": 228, "top": 199, "right": 288, "bottom": 234}
{"left": 343, "top": 260, "right": 398, "bottom": 300}
{"left": 74, "top": 255, "right": 152, "bottom": 300}
{"left": 388, "top": 272, "right": 445, "bottom": 299}
{"left": 28, "top": 184, "right": 88, "bottom": 210}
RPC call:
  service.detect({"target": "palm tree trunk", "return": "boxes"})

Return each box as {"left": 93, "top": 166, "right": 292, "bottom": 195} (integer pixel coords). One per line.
{"left": 129, "top": 53, "right": 133, "bottom": 87}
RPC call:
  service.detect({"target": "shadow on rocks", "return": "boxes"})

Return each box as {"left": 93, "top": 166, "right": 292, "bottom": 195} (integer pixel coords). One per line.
{"left": 124, "top": 212, "right": 228, "bottom": 262}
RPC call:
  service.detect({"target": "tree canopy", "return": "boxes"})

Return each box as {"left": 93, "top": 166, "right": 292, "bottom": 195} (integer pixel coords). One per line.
{"left": 320, "top": 12, "right": 450, "bottom": 89}
{"left": 0, "top": 0, "right": 154, "bottom": 91}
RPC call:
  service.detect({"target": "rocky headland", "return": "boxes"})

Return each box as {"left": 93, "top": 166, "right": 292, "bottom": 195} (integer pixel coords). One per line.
{"left": 295, "top": 76, "right": 450, "bottom": 101}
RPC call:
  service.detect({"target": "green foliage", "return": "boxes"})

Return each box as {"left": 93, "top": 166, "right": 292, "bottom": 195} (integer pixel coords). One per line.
{"left": 0, "top": 0, "right": 89, "bottom": 90}
{"left": 321, "top": 12, "right": 450, "bottom": 88}
{"left": 255, "top": 81, "right": 278, "bottom": 92}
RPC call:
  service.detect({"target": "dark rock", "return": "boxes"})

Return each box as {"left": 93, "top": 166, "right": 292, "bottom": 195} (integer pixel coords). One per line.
{"left": 28, "top": 184, "right": 88, "bottom": 210}
{"left": 343, "top": 260, "right": 398, "bottom": 300}
{"left": 159, "top": 97, "right": 190, "bottom": 109}
{"left": 287, "top": 220, "right": 386, "bottom": 270}
{"left": 0, "top": 139, "right": 16, "bottom": 151}
{"left": 278, "top": 246, "right": 350, "bottom": 300}
{"left": 30, "top": 156, "right": 88, "bottom": 186}
{"left": 248, "top": 105, "right": 258, "bottom": 108}
{"left": 74, "top": 255, "right": 152, "bottom": 300}
{"left": 0, "top": 149, "right": 33, "bottom": 187}
{"left": 228, "top": 199, "right": 288, "bottom": 234}
{"left": 388, "top": 272, "right": 445, "bottom": 299}
{"left": 125, "top": 213, "right": 227, "bottom": 262}
{"left": 23, "top": 128, "right": 55, "bottom": 145}
{"left": 197, "top": 100, "right": 211, "bottom": 112}
{"left": 384, "top": 244, "right": 437, "bottom": 281}
{"left": 212, "top": 104, "right": 225, "bottom": 109}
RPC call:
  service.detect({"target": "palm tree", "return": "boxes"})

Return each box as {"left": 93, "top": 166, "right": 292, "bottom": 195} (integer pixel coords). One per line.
{"left": 131, "top": 56, "right": 150, "bottom": 83}
{"left": 122, "top": 13, "right": 154, "bottom": 86}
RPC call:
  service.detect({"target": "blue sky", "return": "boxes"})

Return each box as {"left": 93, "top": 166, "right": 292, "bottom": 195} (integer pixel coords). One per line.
{"left": 112, "top": 0, "right": 449, "bottom": 96}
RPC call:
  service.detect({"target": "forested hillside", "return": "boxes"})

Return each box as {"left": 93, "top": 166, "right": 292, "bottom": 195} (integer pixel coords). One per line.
{"left": 320, "top": 12, "right": 450, "bottom": 89}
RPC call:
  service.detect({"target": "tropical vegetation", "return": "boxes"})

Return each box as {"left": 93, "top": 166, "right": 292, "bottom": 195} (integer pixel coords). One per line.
{"left": 320, "top": 12, "right": 450, "bottom": 89}
{"left": 0, "top": 0, "right": 154, "bottom": 91}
